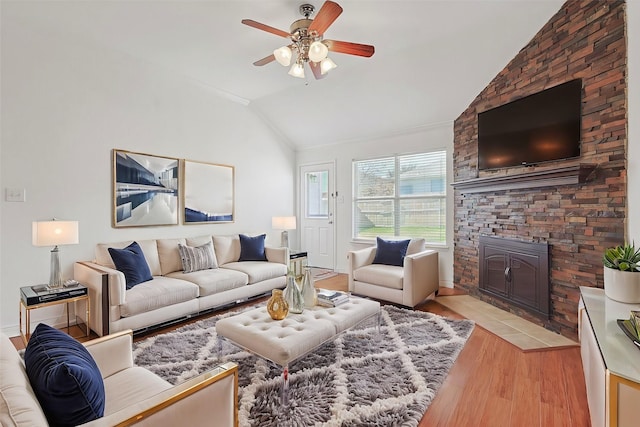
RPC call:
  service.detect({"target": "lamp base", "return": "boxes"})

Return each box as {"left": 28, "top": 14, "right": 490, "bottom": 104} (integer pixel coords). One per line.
{"left": 49, "top": 246, "right": 63, "bottom": 289}
{"left": 281, "top": 230, "right": 289, "bottom": 249}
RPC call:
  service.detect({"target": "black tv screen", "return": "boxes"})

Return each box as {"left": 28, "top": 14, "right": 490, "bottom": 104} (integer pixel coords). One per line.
{"left": 478, "top": 79, "right": 582, "bottom": 170}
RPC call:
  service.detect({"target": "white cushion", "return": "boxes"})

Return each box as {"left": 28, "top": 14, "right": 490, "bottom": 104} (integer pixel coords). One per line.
{"left": 102, "top": 366, "right": 172, "bottom": 416}
{"left": 119, "top": 277, "right": 199, "bottom": 317}
{"left": 178, "top": 242, "right": 218, "bottom": 272}
{"left": 184, "top": 236, "right": 219, "bottom": 271}
{"left": 407, "top": 238, "right": 426, "bottom": 255}
{"left": 213, "top": 235, "right": 240, "bottom": 265}
{"left": 167, "top": 269, "right": 248, "bottom": 297}
{"left": 216, "top": 298, "right": 380, "bottom": 367}
{"left": 186, "top": 235, "right": 214, "bottom": 247}
{"left": 353, "top": 264, "right": 404, "bottom": 290}
{"left": 216, "top": 309, "right": 337, "bottom": 366}
{"left": 96, "top": 239, "right": 162, "bottom": 276}
{"left": 156, "top": 238, "right": 186, "bottom": 275}
{"left": 309, "top": 298, "right": 381, "bottom": 332}
{"left": 0, "top": 334, "right": 48, "bottom": 427}
{"left": 222, "top": 261, "right": 288, "bottom": 284}
{"left": 84, "top": 331, "right": 133, "bottom": 379}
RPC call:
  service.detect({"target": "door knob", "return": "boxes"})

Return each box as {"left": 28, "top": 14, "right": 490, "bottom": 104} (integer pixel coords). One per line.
{"left": 504, "top": 266, "right": 511, "bottom": 282}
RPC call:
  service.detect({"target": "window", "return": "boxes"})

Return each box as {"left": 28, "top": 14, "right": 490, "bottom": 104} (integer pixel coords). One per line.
{"left": 353, "top": 151, "right": 446, "bottom": 244}
{"left": 305, "top": 171, "right": 329, "bottom": 218}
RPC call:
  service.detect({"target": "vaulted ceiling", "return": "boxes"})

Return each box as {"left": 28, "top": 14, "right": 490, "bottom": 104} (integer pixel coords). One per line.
{"left": 3, "top": 0, "right": 565, "bottom": 149}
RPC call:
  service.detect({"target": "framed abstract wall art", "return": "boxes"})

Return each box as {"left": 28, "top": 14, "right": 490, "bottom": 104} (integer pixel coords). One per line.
{"left": 183, "top": 159, "right": 234, "bottom": 224}
{"left": 112, "top": 149, "right": 180, "bottom": 227}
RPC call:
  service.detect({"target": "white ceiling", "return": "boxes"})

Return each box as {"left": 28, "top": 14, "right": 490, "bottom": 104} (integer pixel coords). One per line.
{"left": 3, "top": 0, "right": 565, "bottom": 149}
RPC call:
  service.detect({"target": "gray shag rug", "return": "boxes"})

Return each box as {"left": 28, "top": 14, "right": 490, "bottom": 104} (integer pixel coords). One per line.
{"left": 132, "top": 304, "right": 474, "bottom": 427}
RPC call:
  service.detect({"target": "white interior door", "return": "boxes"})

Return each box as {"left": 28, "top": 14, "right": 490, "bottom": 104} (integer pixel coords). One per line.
{"left": 300, "top": 162, "right": 335, "bottom": 270}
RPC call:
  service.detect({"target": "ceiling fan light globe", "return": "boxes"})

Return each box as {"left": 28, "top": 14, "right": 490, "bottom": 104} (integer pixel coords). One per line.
{"left": 308, "top": 41, "right": 329, "bottom": 62}
{"left": 273, "top": 46, "right": 293, "bottom": 66}
{"left": 288, "top": 62, "right": 305, "bottom": 78}
{"left": 320, "top": 57, "right": 337, "bottom": 74}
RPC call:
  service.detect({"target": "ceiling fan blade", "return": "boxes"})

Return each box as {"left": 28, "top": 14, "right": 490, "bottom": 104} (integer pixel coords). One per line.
{"left": 253, "top": 54, "right": 276, "bottom": 66}
{"left": 309, "top": 61, "right": 326, "bottom": 80}
{"left": 325, "top": 40, "right": 375, "bottom": 57}
{"left": 241, "top": 19, "right": 290, "bottom": 38}
{"left": 308, "top": 1, "right": 343, "bottom": 35}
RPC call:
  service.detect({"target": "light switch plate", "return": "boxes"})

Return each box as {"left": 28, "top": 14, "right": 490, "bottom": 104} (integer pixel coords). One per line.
{"left": 5, "top": 188, "right": 26, "bottom": 202}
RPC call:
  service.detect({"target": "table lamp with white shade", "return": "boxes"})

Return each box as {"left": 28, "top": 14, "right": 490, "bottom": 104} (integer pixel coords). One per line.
{"left": 272, "top": 216, "right": 296, "bottom": 249}
{"left": 32, "top": 220, "right": 79, "bottom": 289}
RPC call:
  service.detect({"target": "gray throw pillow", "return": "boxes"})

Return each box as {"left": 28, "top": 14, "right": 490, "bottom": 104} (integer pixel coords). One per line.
{"left": 178, "top": 241, "right": 218, "bottom": 273}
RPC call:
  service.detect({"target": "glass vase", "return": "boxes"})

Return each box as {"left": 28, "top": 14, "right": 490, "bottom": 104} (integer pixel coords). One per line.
{"left": 267, "top": 289, "right": 289, "bottom": 320}
{"left": 301, "top": 268, "right": 317, "bottom": 308}
{"left": 284, "top": 272, "right": 304, "bottom": 314}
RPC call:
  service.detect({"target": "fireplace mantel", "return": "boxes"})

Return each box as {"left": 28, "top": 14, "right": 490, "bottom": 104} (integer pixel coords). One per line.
{"left": 451, "top": 164, "right": 597, "bottom": 194}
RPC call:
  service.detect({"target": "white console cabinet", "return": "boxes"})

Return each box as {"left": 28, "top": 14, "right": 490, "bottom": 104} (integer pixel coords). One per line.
{"left": 579, "top": 287, "right": 640, "bottom": 427}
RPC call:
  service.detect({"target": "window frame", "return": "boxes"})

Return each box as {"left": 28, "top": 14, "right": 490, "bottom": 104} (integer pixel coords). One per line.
{"left": 352, "top": 150, "right": 447, "bottom": 245}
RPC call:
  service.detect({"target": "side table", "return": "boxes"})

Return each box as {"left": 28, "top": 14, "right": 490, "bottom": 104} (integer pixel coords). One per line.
{"left": 579, "top": 286, "right": 640, "bottom": 427}
{"left": 19, "top": 284, "right": 90, "bottom": 345}
{"left": 289, "top": 250, "right": 308, "bottom": 280}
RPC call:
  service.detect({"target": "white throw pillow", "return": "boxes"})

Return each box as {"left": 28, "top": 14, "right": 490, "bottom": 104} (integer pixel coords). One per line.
{"left": 407, "top": 238, "right": 426, "bottom": 255}
{"left": 178, "top": 241, "right": 218, "bottom": 273}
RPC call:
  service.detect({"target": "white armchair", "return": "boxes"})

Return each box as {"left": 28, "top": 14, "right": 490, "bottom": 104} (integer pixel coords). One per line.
{"left": 347, "top": 238, "right": 439, "bottom": 307}
{"left": 0, "top": 330, "right": 238, "bottom": 427}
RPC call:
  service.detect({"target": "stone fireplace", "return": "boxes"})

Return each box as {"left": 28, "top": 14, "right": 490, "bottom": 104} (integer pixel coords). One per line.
{"left": 452, "top": 0, "right": 627, "bottom": 339}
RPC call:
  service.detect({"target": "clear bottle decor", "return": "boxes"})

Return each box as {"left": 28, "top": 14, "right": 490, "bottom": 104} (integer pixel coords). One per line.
{"left": 267, "top": 289, "right": 288, "bottom": 320}
{"left": 301, "top": 267, "right": 317, "bottom": 308}
{"left": 284, "top": 271, "right": 304, "bottom": 314}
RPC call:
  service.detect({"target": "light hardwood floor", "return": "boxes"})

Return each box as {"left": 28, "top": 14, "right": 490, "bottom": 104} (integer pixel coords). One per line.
{"left": 417, "top": 297, "right": 589, "bottom": 426}
{"left": 10, "top": 274, "right": 591, "bottom": 426}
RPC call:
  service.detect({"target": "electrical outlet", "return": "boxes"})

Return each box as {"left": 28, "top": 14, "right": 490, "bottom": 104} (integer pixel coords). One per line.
{"left": 5, "top": 188, "right": 25, "bottom": 202}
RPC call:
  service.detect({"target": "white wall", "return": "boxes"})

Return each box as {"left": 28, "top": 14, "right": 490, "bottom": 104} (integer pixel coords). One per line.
{"left": 0, "top": 23, "right": 295, "bottom": 334}
{"left": 627, "top": 2, "right": 639, "bottom": 242}
{"left": 296, "top": 124, "right": 455, "bottom": 287}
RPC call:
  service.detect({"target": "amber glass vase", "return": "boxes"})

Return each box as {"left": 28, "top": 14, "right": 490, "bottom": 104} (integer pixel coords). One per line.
{"left": 267, "top": 289, "right": 289, "bottom": 320}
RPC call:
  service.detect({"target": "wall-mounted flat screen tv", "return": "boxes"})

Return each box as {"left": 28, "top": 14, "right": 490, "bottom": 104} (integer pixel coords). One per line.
{"left": 478, "top": 79, "right": 582, "bottom": 170}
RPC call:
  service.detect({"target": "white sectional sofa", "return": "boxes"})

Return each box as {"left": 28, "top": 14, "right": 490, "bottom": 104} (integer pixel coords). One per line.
{"left": 74, "top": 234, "right": 288, "bottom": 336}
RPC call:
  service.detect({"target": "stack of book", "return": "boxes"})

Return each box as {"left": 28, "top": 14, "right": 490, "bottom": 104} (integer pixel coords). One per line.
{"left": 20, "top": 282, "right": 88, "bottom": 306}
{"left": 617, "top": 310, "right": 640, "bottom": 350}
{"left": 317, "top": 289, "right": 349, "bottom": 307}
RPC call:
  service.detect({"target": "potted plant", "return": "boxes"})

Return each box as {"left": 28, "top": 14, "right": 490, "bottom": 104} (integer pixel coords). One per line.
{"left": 603, "top": 243, "right": 640, "bottom": 303}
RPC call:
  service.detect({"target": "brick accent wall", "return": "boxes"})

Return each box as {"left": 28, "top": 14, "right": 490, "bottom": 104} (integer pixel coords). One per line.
{"left": 453, "top": 0, "right": 627, "bottom": 339}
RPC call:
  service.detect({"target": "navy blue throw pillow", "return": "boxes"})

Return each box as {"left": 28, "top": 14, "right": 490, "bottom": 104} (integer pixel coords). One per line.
{"left": 108, "top": 241, "right": 153, "bottom": 289}
{"left": 372, "top": 237, "right": 411, "bottom": 267}
{"left": 24, "top": 323, "right": 105, "bottom": 427}
{"left": 239, "top": 234, "right": 268, "bottom": 261}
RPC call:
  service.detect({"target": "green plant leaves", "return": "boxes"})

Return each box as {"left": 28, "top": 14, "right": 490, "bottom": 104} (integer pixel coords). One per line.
{"left": 603, "top": 242, "right": 640, "bottom": 271}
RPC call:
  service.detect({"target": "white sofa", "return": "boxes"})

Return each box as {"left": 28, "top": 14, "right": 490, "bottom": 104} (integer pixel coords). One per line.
{"left": 0, "top": 330, "right": 238, "bottom": 427}
{"left": 74, "top": 234, "right": 288, "bottom": 336}
{"left": 347, "top": 238, "right": 439, "bottom": 307}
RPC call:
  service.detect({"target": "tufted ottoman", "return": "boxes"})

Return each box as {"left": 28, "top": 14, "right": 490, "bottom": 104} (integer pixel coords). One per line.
{"left": 215, "top": 296, "right": 380, "bottom": 405}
